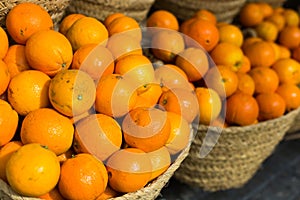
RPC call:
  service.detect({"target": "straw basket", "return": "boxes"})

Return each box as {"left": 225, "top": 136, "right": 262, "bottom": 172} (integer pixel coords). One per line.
{"left": 246, "top": 0, "right": 286, "bottom": 8}
{"left": 174, "top": 108, "right": 300, "bottom": 192}
{"left": 0, "top": 0, "right": 71, "bottom": 27}
{"left": 285, "top": 112, "right": 300, "bottom": 139}
{"left": 152, "top": 0, "right": 247, "bottom": 23}
{"left": 66, "top": 0, "right": 155, "bottom": 23}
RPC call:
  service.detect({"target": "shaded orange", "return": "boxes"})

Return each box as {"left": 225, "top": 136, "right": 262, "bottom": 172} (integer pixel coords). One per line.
{"left": 193, "top": 9, "right": 217, "bottom": 25}
{"left": 236, "top": 72, "right": 255, "bottom": 96}
{"left": 146, "top": 10, "right": 179, "bottom": 31}
{"left": 239, "top": 3, "right": 264, "bottom": 27}
{"left": 271, "top": 58, "right": 300, "bottom": 85}
{"left": 276, "top": 83, "right": 300, "bottom": 111}
{"left": 249, "top": 67, "right": 279, "bottom": 94}
{"left": 278, "top": 26, "right": 300, "bottom": 49}
{"left": 0, "top": 26, "right": 8, "bottom": 59}
{"left": 59, "top": 13, "right": 86, "bottom": 35}
{"left": 0, "top": 60, "right": 10, "bottom": 96}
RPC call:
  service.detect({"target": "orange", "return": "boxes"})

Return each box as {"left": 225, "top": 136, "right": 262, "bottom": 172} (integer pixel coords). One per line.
{"left": 271, "top": 58, "right": 300, "bottom": 85}
{"left": 71, "top": 44, "right": 114, "bottom": 80}
{"left": 255, "top": 21, "right": 278, "bottom": 42}
{"left": 0, "top": 26, "right": 8, "bottom": 59}
{"left": 106, "top": 148, "right": 152, "bottom": 193}
{"left": 210, "top": 42, "right": 244, "bottom": 71}
{"left": 283, "top": 9, "right": 299, "bottom": 26}
{"left": 151, "top": 29, "right": 185, "bottom": 63}
{"left": 266, "top": 13, "right": 286, "bottom": 31}
{"left": 193, "top": 9, "right": 217, "bottom": 25}
{"left": 7, "top": 70, "right": 50, "bottom": 116}
{"left": 278, "top": 26, "right": 300, "bottom": 49}
{"left": 273, "top": 7, "right": 285, "bottom": 14}
{"left": 104, "top": 13, "right": 125, "bottom": 27}
{"left": 73, "top": 113, "right": 123, "bottom": 162}
{"left": 236, "top": 72, "right": 255, "bottom": 96}
{"left": 0, "top": 60, "right": 10, "bottom": 96}
{"left": 237, "top": 55, "right": 251, "bottom": 73}
{"left": 218, "top": 24, "right": 244, "bottom": 47}
{"left": 175, "top": 47, "right": 209, "bottom": 82}
{"left": 115, "top": 54, "right": 155, "bottom": 87}
{"left": 20, "top": 108, "right": 74, "bottom": 155}
{"left": 3, "top": 44, "right": 31, "bottom": 78}
{"left": 122, "top": 107, "right": 171, "bottom": 152}
{"left": 66, "top": 17, "right": 108, "bottom": 51}
{"left": 239, "top": 3, "right": 264, "bottom": 27}
{"left": 256, "top": 92, "right": 286, "bottom": 121}
{"left": 158, "top": 88, "right": 199, "bottom": 123}
{"left": 225, "top": 92, "right": 259, "bottom": 126}
{"left": 6, "top": 143, "right": 60, "bottom": 197}
{"left": 292, "top": 45, "right": 300, "bottom": 62}
{"left": 278, "top": 44, "right": 291, "bottom": 59}
{"left": 204, "top": 65, "right": 239, "bottom": 98}
{"left": 146, "top": 10, "right": 179, "bottom": 31}
{"left": 165, "top": 111, "right": 191, "bottom": 155}
{"left": 195, "top": 87, "right": 222, "bottom": 125}
{"left": 96, "top": 186, "right": 120, "bottom": 200}
{"left": 0, "top": 141, "right": 22, "bottom": 181}
{"left": 25, "top": 30, "right": 73, "bottom": 76}
{"left": 38, "top": 188, "right": 64, "bottom": 200}
{"left": 5, "top": 2, "right": 53, "bottom": 44}
{"left": 57, "top": 148, "right": 74, "bottom": 164}
{"left": 59, "top": 13, "right": 86, "bottom": 35}
{"left": 268, "top": 41, "right": 281, "bottom": 62}
{"left": 134, "top": 83, "right": 163, "bottom": 109}
{"left": 241, "top": 37, "right": 262, "bottom": 52}
{"left": 148, "top": 146, "right": 171, "bottom": 181}
{"left": 249, "top": 67, "right": 279, "bottom": 94}
{"left": 49, "top": 69, "right": 96, "bottom": 117}
{"left": 256, "top": 2, "right": 274, "bottom": 18}
{"left": 58, "top": 153, "right": 108, "bottom": 200}
{"left": 95, "top": 74, "right": 138, "bottom": 118}
{"left": 276, "top": 83, "right": 300, "bottom": 111}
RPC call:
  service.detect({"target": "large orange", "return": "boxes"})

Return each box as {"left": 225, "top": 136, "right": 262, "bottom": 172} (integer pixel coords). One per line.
{"left": 239, "top": 3, "right": 264, "bottom": 27}
{"left": 5, "top": 2, "right": 53, "bottom": 44}
{"left": 278, "top": 26, "right": 300, "bottom": 49}
{"left": 6, "top": 143, "right": 60, "bottom": 197}
{"left": 146, "top": 10, "right": 179, "bottom": 31}
{"left": 271, "top": 58, "right": 300, "bottom": 85}
{"left": 0, "top": 60, "right": 10, "bottom": 96}
{"left": 249, "top": 67, "right": 279, "bottom": 94}
{"left": 276, "top": 83, "right": 300, "bottom": 111}
{"left": 148, "top": 146, "right": 171, "bottom": 181}
{"left": 218, "top": 24, "right": 244, "bottom": 47}
{"left": 59, "top": 13, "right": 86, "bottom": 35}
{"left": 0, "top": 26, "right": 8, "bottom": 59}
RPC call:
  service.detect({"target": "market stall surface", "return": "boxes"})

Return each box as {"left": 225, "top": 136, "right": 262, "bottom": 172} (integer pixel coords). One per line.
{"left": 157, "top": 138, "right": 300, "bottom": 200}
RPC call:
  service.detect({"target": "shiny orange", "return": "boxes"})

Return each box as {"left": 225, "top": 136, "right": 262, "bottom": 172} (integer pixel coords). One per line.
{"left": 276, "top": 83, "right": 300, "bottom": 111}
{"left": 59, "top": 13, "right": 86, "bottom": 35}
{"left": 146, "top": 10, "right": 179, "bottom": 31}
{"left": 278, "top": 26, "right": 300, "bottom": 49}
{"left": 249, "top": 67, "right": 279, "bottom": 94}
{"left": 104, "top": 13, "right": 125, "bottom": 27}
{"left": 193, "top": 9, "right": 217, "bottom": 25}
{"left": 218, "top": 24, "right": 244, "bottom": 47}
{"left": 271, "top": 58, "right": 300, "bottom": 85}
{"left": 239, "top": 3, "right": 264, "bottom": 27}
{"left": 134, "top": 83, "right": 163, "bottom": 109}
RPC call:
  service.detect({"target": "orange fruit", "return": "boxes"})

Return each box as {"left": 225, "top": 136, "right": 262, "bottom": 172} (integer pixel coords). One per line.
{"left": 249, "top": 67, "right": 279, "bottom": 94}
{"left": 59, "top": 13, "right": 86, "bottom": 35}
{"left": 25, "top": 30, "right": 73, "bottom": 76}
{"left": 66, "top": 17, "right": 108, "bottom": 51}
{"left": 7, "top": 70, "right": 50, "bottom": 116}
{"left": 95, "top": 74, "right": 138, "bottom": 118}
{"left": 237, "top": 55, "right": 251, "bottom": 73}
{"left": 268, "top": 41, "right": 281, "bottom": 62}
{"left": 38, "top": 188, "right": 65, "bottom": 200}
{"left": 204, "top": 65, "right": 239, "bottom": 98}
{"left": 256, "top": 2, "right": 274, "bottom": 18}
{"left": 193, "top": 9, "right": 217, "bottom": 25}
{"left": 278, "top": 44, "right": 291, "bottom": 59}
{"left": 96, "top": 186, "right": 120, "bottom": 200}
{"left": 271, "top": 58, "right": 300, "bottom": 85}
{"left": 283, "top": 9, "right": 299, "bottom": 26}
{"left": 5, "top": 2, "right": 53, "bottom": 44}
{"left": 239, "top": 3, "right": 264, "bottom": 27}
{"left": 3, "top": 44, "right": 31, "bottom": 78}
{"left": 122, "top": 107, "right": 171, "bottom": 152}
{"left": 0, "top": 26, "right": 8, "bottom": 59}
{"left": 278, "top": 26, "right": 300, "bottom": 49}
{"left": 292, "top": 45, "right": 300, "bottom": 62}
{"left": 276, "top": 83, "right": 300, "bottom": 111}
{"left": 255, "top": 21, "right": 278, "bottom": 42}
{"left": 175, "top": 47, "right": 209, "bottom": 82}
{"left": 151, "top": 29, "right": 185, "bottom": 63}
{"left": 0, "top": 141, "right": 22, "bottom": 181}
{"left": 218, "top": 24, "right": 244, "bottom": 47}
{"left": 195, "top": 87, "right": 222, "bottom": 125}
{"left": 58, "top": 153, "right": 108, "bottom": 200}
{"left": 225, "top": 92, "right": 259, "bottom": 126}
{"left": 57, "top": 148, "right": 74, "bottom": 164}
{"left": 165, "top": 111, "right": 191, "bottom": 155}
{"left": 104, "top": 12, "right": 125, "bottom": 27}
{"left": 273, "top": 7, "right": 285, "bottom": 14}
{"left": 158, "top": 88, "right": 199, "bottom": 123}
{"left": 266, "top": 13, "right": 286, "bottom": 31}
{"left": 0, "top": 60, "right": 10, "bottom": 96}
{"left": 71, "top": 44, "right": 114, "bottom": 80}
{"left": 73, "top": 113, "right": 123, "bottom": 161}
{"left": 236, "top": 72, "right": 255, "bottom": 96}
{"left": 106, "top": 148, "right": 152, "bottom": 193}
{"left": 134, "top": 83, "right": 163, "bottom": 109}
{"left": 146, "top": 10, "right": 179, "bottom": 31}
{"left": 241, "top": 37, "right": 262, "bottom": 52}
{"left": 20, "top": 108, "right": 74, "bottom": 155}
{"left": 148, "top": 146, "right": 171, "bottom": 181}
{"left": 256, "top": 92, "right": 286, "bottom": 121}
{"left": 49, "top": 69, "right": 96, "bottom": 117}
{"left": 6, "top": 143, "right": 60, "bottom": 197}
{"left": 210, "top": 42, "right": 244, "bottom": 71}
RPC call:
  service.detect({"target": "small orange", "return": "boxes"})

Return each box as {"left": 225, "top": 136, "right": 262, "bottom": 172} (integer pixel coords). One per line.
{"left": 104, "top": 13, "right": 125, "bottom": 27}
{"left": 0, "top": 60, "right": 10, "bottom": 96}
{"left": 133, "top": 83, "right": 163, "bottom": 109}
{"left": 25, "top": 30, "right": 73, "bottom": 76}
{"left": 249, "top": 67, "right": 279, "bottom": 94}
{"left": 148, "top": 146, "right": 171, "bottom": 181}
{"left": 276, "top": 83, "right": 300, "bottom": 111}
{"left": 256, "top": 92, "right": 286, "bottom": 121}
{"left": 0, "top": 26, "right": 8, "bottom": 59}
{"left": 239, "top": 3, "right": 264, "bottom": 27}
{"left": 59, "top": 13, "right": 86, "bottom": 35}
{"left": 241, "top": 37, "right": 262, "bottom": 52}
{"left": 218, "top": 24, "right": 244, "bottom": 47}
{"left": 3, "top": 44, "right": 31, "bottom": 78}
{"left": 266, "top": 13, "right": 286, "bottom": 31}
{"left": 38, "top": 188, "right": 65, "bottom": 200}
{"left": 58, "top": 153, "right": 108, "bottom": 200}
{"left": 237, "top": 55, "right": 251, "bottom": 73}
{"left": 236, "top": 72, "right": 255, "bottom": 96}
{"left": 255, "top": 21, "right": 278, "bottom": 42}
{"left": 122, "top": 107, "right": 171, "bottom": 152}
{"left": 20, "top": 108, "right": 74, "bottom": 155}
{"left": 106, "top": 148, "right": 152, "bottom": 193}
{"left": 292, "top": 45, "right": 300, "bottom": 62}
{"left": 282, "top": 8, "right": 299, "bottom": 26}
{"left": 278, "top": 44, "right": 291, "bottom": 59}
{"left": 193, "top": 9, "right": 217, "bottom": 25}
{"left": 278, "top": 26, "right": 300, "bottom": 49}
{"left": 6, "top": 143, "right": 60, "bottom": 197}
{"left": 49, "top": 69, "right": 96, "bottom": 117}
{"left": 256, "top": 2, "right": 274, "bottom": 18}
{"left": 271, "top": 58, "right": 300, "bottom": 84}
{"left": 5, "top": 2, "right": 53, "bottom": 44}
{"left": 147, "top": 10, "right": 179, "bottom": 31}
{"left": 268, "top": 41, "right": 281, "bottom": 62}
{"left": 66, "top": 17, "right": 109, "bottom": 51}
{"left": 7, "top": 70, "right": 50, "bottom": 116}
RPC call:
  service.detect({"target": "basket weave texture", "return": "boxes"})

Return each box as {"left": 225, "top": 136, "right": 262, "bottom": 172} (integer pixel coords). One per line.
{"left": 0, "top": 0, "right": 71, "bottom": 27}
{"left": 66, "top": 0, "right": 155, "bottom": 23}
{"left": 286, "top": 111, "right": 300, "bottom": 135}
{"left": 152, "top": 0, "right": 247, "bottom": 23}
{"left": 174, "top": 108, "right": 300, "bottom": 192}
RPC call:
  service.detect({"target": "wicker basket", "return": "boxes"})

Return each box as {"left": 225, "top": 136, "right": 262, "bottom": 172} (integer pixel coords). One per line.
{"left": 246, "top": 0, "right": 286, "bottom": 8}
{"left": 152, "top": 0, "right": 247, "bottom": 23}
{"left": 285, "top": 111, "right": 300, "bottom": 139}
{"left": 66, "top": 0, "right": 155, "bottom": 23}
{"left": 174, "top": 107, "right": 300, "bottom": 192}
{"left": 0, "top": 0, "right": 71, "bottom": 27}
